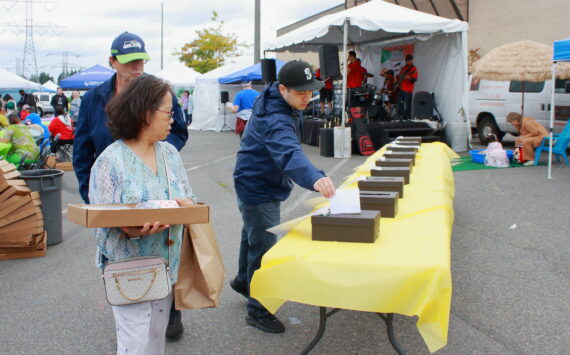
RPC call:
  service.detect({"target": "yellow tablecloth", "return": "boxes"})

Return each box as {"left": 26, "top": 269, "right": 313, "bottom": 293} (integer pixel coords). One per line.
{"left": 251, "top": 142, "right": 460, "bottom": 353}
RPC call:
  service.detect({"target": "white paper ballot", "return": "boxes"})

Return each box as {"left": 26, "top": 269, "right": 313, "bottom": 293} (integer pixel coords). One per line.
{"left": 329, "top": 189, "right": 361, "bottom": 214}
{"left": 267, "top": 207, "right": 329, "bottom": 237}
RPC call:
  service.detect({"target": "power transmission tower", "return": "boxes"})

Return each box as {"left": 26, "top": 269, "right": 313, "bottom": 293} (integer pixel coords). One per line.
{"left": 0, "top": 0, "right": 65, "bottom": 78}
{"left": 46, "top": 51, "right": 80, "bottom": 77}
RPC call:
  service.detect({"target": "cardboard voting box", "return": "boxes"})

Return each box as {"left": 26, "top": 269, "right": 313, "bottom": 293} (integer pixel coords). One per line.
{"left": 370, "top": 167, "right": 411, "bottom": 184}
{"left": 376, "top": 158, "right": 413, "bottom": 170}
{"left": 360, "top": 191, "right": 399, "bottom": 218}
{"left": 388, "top": 145, "right": 418, "bottom": 153}
{"left": 383, "top": 151, "right": 416, "bottom": 164}
{"left": 358, "top": 176, "right": 405, "bottom": 197}
{"left": 395, "top": 136, "right": 422, "bottom": 143}
{"left": 311, "top": 210, "right": 380, "bottom": 243}
{"left": 67, "top": 203, "right": 210, "bottom": 228}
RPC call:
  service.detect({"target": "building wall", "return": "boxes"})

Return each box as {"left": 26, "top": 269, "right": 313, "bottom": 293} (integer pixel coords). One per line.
{"left": 468, "top": 0, "right": 569, "bottom": 55}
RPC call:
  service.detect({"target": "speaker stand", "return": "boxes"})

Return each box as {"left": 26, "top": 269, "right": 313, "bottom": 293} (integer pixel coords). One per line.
{"left": 220, "top": 107, "right": 233, "bottom": 132}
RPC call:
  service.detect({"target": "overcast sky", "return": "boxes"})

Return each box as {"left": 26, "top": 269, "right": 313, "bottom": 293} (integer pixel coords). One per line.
{"left": 0, "top": 0, "right": 338, "bottom": 79}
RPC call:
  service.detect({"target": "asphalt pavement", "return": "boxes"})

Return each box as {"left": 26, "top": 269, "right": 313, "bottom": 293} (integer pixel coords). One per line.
{"left": 0, "top": 130, "right": 568, "bottom": 355}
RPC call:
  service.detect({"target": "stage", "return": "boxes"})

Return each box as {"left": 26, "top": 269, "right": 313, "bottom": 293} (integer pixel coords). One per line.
{"left": 302, "top": 118, "right": 441, "bottom": 149}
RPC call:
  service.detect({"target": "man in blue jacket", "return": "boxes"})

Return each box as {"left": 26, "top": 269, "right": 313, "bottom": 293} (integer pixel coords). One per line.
{"left": 72, "top": 32, "right": 188, "bottom": 341}
{"left": 232, "top": 60, "right": 336, "bottom": 333}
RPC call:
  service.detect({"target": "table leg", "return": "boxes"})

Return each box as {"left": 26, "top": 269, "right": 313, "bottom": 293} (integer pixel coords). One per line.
{"left": 299, "top": 307, "right": 340, "bottom": 355}
{"left": 377, "top": 313, "right": 407, "bottom": 355}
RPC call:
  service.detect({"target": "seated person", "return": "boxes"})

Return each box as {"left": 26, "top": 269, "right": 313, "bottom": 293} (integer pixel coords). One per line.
{"left": 0, "top": 107, "right": 8, "bottom": 128}
{"left": 0, "top": 113, "right": 40, "bottom": 165}
{"left": 506, "top": 112, "right": 548, "bottom": 165}
{"left": 26, "top": 112, "right": 50, "bottom": 144}
{"left": 20, "top": 104, "right": 31, "bottom": 121}
{"left": 49, "top": 106, "right": 74, "bottom": 140}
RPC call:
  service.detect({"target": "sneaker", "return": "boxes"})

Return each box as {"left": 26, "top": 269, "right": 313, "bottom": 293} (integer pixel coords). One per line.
{"left": 230, "top": 277, "right": 249, "bottom": 299}
{"left": 165, "top": 310, "right": 184, "bottom": 341}
{"left": 246, "top": 313, "right": 285, "bottom": 333}
{"left": 524, "top": 161, "right": 535, "bottom": 166}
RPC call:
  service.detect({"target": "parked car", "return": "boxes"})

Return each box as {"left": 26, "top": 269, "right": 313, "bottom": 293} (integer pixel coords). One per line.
{"left": 469, "top": 77, "right": 570, "bottom": 144}
{"left": 33, "top": 92, "right": 55, "bottom": 117}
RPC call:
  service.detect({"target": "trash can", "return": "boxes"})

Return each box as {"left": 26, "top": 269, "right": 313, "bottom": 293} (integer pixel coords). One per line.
{"left": 19, "top": 169, "right": 64, "bottom": 246}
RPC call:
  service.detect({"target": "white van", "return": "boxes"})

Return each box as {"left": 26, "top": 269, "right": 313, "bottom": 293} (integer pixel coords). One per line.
{"left": 33, "top": 91, "right": 55, "bottom": 117}
{"left": 469, "top": 77, "right": 570, "bottom": 144}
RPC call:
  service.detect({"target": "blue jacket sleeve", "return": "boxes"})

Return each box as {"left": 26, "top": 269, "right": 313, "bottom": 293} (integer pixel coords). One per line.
{"left": 264, "top": 115, "right": 325, "bottom": 191}
{"left": 72, "top": 94, "right": 96, "bottom": 203}
{"left": 166, "top": 93, "right": 188, "bottom": 151}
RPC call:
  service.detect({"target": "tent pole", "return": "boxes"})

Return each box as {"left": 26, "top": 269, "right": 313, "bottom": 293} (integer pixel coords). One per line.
{"left": 341, "top": 18, "right": 348, "bottom": 128}
{"left": 548, "top": 62, "right": 556, "bottom": 179}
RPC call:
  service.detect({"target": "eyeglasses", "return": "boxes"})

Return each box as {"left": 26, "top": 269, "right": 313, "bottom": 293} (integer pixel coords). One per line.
{"left": 156, "top": 108, "right": 174, "bottom": 118}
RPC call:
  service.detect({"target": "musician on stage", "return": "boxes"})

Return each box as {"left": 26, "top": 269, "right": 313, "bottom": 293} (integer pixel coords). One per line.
{"left": 347, "top": 51, "right": 366, "bottom": 89}
{"left": 395, "top": 54, "right": 418, "bottom": 120}
{"left": 315, "top": 68, "right": 333, "bottom": 116}
{"left": 380, "top": 69, "right": 396, "bottom": 112}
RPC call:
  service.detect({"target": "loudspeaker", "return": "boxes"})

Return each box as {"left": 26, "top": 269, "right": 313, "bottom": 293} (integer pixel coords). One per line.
{"left": 368, "top": 105, "right": 389, "bottom": 121}
{"left": 319, "top": 128, "right": 334, "bottom": 157}
{"left": 318, "top": 45, "right": 340, "bottom": 79}
{"left": 412, "top": 91, "right": 434, "bottom": 119}
{"left": 261, "top": 59, "right": 277, "bottom": 82}
{"left": 220, "top": 91, "right": 229, "bottom": 104}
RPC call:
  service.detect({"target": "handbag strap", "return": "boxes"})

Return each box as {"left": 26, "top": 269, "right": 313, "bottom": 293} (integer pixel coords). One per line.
{"left": 160, "top": 144, "right": 172, "bottom": 267}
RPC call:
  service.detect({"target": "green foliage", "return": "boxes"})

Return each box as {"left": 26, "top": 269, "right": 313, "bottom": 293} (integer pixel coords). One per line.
{"left": 174, "top": 11, "right": 248, "bottom": 74}
{"left": 28, "top": 72, "right": 54, "bottom": 84}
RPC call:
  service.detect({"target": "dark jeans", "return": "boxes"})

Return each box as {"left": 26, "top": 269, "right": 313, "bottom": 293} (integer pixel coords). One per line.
{"left": 397, "top": 90, "right": 413, "bottom": 120}
{"left": 184, "top": 109, "right": 192, "bottom": 126}
{"left": 237, "top": 199, "right": 280, "bottom": 316}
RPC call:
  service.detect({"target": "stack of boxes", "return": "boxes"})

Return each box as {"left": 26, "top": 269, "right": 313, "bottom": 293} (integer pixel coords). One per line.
{"left": 0, "top": 161, "right": 46, "bottom": 260}
{"left": 312, "top": 137, "right": 422, "bottom": 244}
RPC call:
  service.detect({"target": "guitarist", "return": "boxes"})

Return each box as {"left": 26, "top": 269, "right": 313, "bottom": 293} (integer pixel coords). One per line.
{"left": 395, "top": 54, "right": 418, "bottom": 120}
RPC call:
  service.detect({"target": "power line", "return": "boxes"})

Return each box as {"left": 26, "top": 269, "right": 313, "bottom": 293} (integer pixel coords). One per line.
{"left": 0, "top": 0, "right": 66, "bottom": 78}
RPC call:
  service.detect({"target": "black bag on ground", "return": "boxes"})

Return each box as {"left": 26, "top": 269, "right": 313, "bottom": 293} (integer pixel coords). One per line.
{"left": 351, "top": 118, "right": 375, "bottom": 156}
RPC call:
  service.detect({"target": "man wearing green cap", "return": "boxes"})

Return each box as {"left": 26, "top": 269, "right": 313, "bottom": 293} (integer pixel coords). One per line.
{"left": 73, "top": 31, "right": 189, "bottom": 343}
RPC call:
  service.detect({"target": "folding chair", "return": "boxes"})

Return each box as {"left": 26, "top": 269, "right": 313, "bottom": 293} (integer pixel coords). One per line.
{"left": 534, "top": 120, "right": 570, "bottom": 166}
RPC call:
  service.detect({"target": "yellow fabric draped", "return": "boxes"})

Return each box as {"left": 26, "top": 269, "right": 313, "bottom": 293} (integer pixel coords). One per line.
{"left": 250, "top": 142, "right": 459, "bottom": 353}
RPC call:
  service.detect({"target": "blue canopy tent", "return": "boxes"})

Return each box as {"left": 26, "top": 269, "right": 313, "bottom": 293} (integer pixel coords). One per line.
{"left": 547, "top": 38, "right": 570, "bottom": 178}
{"left": 218, "top": 59, "right": 285, "bottom": 84}
{"left": 59, "top": 64, "right": 114, "bottom": 90}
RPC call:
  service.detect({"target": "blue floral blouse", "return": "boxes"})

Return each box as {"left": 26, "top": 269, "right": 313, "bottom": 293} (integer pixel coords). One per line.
{"left": 89, "top": 140, "right": 196, "bottom": 284}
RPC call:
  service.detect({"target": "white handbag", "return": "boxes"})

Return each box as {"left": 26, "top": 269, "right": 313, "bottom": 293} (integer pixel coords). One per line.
{"left": 102, "top": 145, "right": 173, "bottom": 306}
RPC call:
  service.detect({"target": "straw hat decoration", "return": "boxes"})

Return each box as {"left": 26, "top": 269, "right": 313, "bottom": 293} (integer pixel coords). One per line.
{"left": 473, "top": 40, "right": 570, "bottom": 81}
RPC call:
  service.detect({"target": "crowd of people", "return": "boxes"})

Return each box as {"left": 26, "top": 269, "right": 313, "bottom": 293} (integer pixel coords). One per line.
{"left": 0, "top": 87, "right": 77, "bottom": 165}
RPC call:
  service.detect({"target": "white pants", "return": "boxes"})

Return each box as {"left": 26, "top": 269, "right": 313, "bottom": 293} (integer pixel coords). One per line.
{"left": 112, "top": 293, "right": 173, "bottom": 355}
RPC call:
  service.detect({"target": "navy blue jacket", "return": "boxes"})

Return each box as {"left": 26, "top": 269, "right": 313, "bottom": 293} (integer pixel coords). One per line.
{"left": 233, "top": 82, "right": 325, "bottom": 205}
{"left": 73, "top": 74, "right": 188, "bottom": 203}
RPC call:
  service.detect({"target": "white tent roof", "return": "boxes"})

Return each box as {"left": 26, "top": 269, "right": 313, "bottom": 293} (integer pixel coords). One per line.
{"left": 200, "top": 58, "right": 253, "bottom": 80}
{"left": 265, "top": 0, "right": 467, "bottom": 52}
{"left": 154, "top": 62, "right": 202, "bottom": 87}
{"left": 0, "top": 69, "right": 42, "bottom": 90}
{"left": 41, "top": 80, "right": 58, "bottom": 92}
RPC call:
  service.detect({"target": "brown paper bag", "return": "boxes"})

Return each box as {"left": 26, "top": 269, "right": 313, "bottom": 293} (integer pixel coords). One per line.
{"left": 174, "top": 223, "right": 225, "bottom": 310}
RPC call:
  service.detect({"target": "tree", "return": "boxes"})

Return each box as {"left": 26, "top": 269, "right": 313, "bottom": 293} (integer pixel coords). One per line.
{"left": 28, "top": 72, "right": 54, "bottom": 84}
{"left": 174, "top": 11, "right": 248, "bottom": 74}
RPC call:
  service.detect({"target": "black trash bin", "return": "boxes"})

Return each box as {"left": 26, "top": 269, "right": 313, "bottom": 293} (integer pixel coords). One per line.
{"left": 19, "top": 169, "right": 64, "bottom": 246}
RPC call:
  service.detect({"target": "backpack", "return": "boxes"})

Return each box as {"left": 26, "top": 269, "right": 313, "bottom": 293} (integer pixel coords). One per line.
{"left": 351, "top": 118, "right": 375, "bottom": 156}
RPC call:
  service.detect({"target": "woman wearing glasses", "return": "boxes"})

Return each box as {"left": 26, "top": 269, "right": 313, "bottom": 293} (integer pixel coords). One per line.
{"left": 89, "top": 75, "right": 195, "bottom": 355}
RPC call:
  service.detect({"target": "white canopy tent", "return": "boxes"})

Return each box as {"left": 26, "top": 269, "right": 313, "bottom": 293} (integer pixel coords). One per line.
{"left": 41, "top": 80, "right": 58, "bottom": 92}
{"left": 191, "top": 58, "right": 261, "bottom": 131}
{"left": 0, "top": 69, "right": 42, "bottom": 90}
{"left": 154, "top": 62, "right": 202, "bottom": 88}
{"left": 264, "top": 0, "right": 470, "bottom": 152}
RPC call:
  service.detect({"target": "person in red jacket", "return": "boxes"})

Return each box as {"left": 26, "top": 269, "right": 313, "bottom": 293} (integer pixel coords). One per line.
{"left": 315, "top": 68, "right": 333, "bottom": 115}
{"left": 395, "top": 54, "right": 418, "bottom": 120}
{"left": 49, "top": 106, "right": 74, "bottom": 140}
{"left": 346, "top": 51, "right": 366, "bottom": 89}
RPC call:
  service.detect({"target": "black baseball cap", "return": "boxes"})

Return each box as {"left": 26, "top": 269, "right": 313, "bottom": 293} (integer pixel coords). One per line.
{"left": 278, "top": 60, "right": 324, "bottom": 91}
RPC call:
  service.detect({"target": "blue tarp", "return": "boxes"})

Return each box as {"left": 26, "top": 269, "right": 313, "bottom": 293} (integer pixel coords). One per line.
{"left": 218, "top": 59, "right": 285, "bottom": 84}
{"left": 553, "top": 38, "right": 570, "bottom": 62}
{"left": 59, "top": 64, "right": 114, "bottom": 90}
